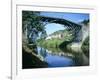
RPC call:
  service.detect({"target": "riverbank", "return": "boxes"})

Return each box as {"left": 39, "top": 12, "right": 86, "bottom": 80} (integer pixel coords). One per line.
{"left": 22, "top": 43, "right": 48, "bottom": 69}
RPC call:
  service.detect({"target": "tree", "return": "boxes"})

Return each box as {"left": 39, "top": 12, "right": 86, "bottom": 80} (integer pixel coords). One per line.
{"left": 22, "top": 11, "right": 47, "bottom": 57}
{"left": 81, "top": 36, "right": 89, "bottom": 58}
{"left": 22, "top": 11, "right": 45, "bottom": 44}
{"left": 40, "top": 30, "right": 47, "bottom": 39}
{"left": 81, "top": 19, "right": 89, "bottom": 25}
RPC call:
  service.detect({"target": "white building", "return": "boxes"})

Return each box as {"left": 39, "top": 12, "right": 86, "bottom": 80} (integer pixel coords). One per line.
{"left": 45, "top": 34, "right": 62, "bottom": 40}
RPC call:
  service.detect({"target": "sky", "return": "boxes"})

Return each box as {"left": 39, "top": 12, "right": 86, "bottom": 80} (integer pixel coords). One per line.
{"left": 45, "top": 23, "right": 65, "bottom": 35}
{"left": 40, "top": 12, "right": 89, "bottom": 35}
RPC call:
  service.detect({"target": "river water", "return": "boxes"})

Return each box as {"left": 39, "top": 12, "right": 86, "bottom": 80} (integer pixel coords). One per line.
{"left": 36, "top": 46, "right": 88, "bottom": 68}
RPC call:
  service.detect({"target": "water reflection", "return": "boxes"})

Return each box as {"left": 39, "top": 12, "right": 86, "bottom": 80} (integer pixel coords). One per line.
{"left": 37, "top": 47, "right": 74, "bottom": 67}
{"left": 36, "top": 46, "right": 89, "bottom": 67}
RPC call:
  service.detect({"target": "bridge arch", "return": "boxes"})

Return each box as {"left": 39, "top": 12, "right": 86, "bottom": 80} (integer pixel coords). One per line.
{"left": 39, "top": 16, "right": 82, "bottom": 42}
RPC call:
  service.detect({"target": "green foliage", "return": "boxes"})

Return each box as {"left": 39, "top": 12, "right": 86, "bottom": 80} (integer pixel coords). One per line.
{"left": 22, "top": 11, "right": 45, "bottom": 32}
{"left": 38, "top": 38, "right": 64, "bottom": 48}
{"left": 22, "top": 11, "right": 45, "bottom": 44}
{"left": 81, "top": 36, "right": 89, "bottom": 58}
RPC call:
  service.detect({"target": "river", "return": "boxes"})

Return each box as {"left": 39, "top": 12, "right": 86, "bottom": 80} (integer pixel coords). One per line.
{"left": 36, "top": 46, "right": 89, "bottom": 68}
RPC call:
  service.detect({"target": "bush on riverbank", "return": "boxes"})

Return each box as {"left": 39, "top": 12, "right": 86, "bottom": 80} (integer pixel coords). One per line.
{"left": 81, "top": 36, "right": 89, "bottom": 58}
{"left": 38, "top": 38, "right": 64, "bottom": 48}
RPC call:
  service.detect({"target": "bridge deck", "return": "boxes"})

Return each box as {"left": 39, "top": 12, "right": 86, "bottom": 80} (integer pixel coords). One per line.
{"left": 40, "top": 16, "right": 82, "bottom": 28}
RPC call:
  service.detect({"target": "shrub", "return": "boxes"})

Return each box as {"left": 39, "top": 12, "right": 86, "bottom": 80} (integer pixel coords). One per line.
{"left": 81, "top": 36, "right": 89, "bottom": 58}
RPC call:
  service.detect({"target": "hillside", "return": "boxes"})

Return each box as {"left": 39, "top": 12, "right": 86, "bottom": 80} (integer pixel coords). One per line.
{"left": 49, "top": 29, "right": 67, "bottom": 36}
{"left": 45, "top": 29, "right": 74, "bottom": 41}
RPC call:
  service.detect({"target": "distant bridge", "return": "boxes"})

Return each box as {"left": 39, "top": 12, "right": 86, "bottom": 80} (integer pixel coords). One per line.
{"left": 39, "top": 16, "right": 82, "bottom": 42}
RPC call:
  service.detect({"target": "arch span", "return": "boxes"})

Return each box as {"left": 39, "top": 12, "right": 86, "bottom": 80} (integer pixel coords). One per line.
{"left": 39, "top": 16, "right": 82, "bottom": 42}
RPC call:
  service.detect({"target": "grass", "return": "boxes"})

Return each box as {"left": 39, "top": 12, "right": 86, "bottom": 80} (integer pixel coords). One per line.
{"left": 37, "top": 38, "right": 64, "bottom": 48}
